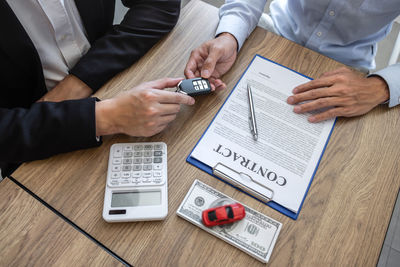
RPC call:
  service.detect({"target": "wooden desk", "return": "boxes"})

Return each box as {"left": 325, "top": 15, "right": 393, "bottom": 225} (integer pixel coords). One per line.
{"left": 11, "top": 0, "right": 400, "bottom": 266}
{"left": 0, "top": 178, "right": 123, "bottom": 266}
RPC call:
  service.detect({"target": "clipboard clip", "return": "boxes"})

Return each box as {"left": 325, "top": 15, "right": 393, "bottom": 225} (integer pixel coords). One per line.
{"left": 212, "top": 162, "right": 274, "bottom": 203}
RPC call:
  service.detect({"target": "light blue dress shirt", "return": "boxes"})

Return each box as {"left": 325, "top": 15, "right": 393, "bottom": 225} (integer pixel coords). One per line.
{"left": 216, "top": 0, "right": 400, "bottom": 107}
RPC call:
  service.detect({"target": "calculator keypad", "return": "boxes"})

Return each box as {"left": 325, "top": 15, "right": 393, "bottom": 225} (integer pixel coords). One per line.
{"left": 108, "top": 143, "right": 166, "bottom": 187}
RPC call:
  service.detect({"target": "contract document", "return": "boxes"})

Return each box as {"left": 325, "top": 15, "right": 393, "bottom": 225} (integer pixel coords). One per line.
{"left": 188, "top": 55, "right": 335, "bottom": 218}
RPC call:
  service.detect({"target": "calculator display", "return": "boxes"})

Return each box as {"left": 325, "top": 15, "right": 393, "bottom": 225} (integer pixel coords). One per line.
{"left": 111, "top": 191, "right": 161, "bottom": 207}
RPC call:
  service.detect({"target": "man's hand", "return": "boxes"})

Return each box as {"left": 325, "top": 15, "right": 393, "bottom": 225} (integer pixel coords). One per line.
{"left": 95, "top": 77, "right": 195, "bottom": 137}
{"left": 286, "top": 67, "right": 390, "bottom": 123}
{"left": 38, "top": 75, "right": 93, "bottom": 102}
{"left": 184, "top": 32, "right": 238, "bottom": 90}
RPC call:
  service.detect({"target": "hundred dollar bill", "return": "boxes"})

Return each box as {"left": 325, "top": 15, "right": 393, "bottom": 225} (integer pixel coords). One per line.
{"left": 176, "top": 179, "right": 282, "bottom": 263}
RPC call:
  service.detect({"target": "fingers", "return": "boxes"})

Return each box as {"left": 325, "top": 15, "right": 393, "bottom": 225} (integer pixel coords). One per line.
{"left": 288, "top": 83, "right": 347, "bottom": 122}
{"left": 293, "top": 76, "right": 336, "bottom": 94}
{"left": 159, "top": 114, "right": 177, "bottom": 124}
{"left": 292, "top": 97, "right": 342, "bottom": 114}
{"left": 209, "top": 77, "right": 226, "bottom": 91}
{"left": 201, "top": 45, "right": 222, "bottom": 78}
{"left": 184, "top": 45, "right": 208, "bottom": 79}
{"left": 185, "top": 38, "right": 232, "bottom": 91}
{"left": 287, "top": 87, "right": 339, "bottom": 105}
{"left": 294, "top": 68, "right": 354, "bottom": 94}
{"left": 184, "top": 54, "right": 200, "bottom": 79}
{"left": 142, "top": 115, "right": 177, "bottom": 137}
{"left": 307, "top": 107, "right": 345, "bottom": 123}
{"left": 156, "top": 103, "right": 181, "bottom": 115}
{"left": 147, "top": 77, "right": 184, "bottom": 89}
{"left": 155, "top": 90, "right": 195, "bottom": 105}
{"left": 288, "top": 69, "right": 373, "bottom": 123}
{"left": 214, "top": 79, "right": 226, "bottom": 90}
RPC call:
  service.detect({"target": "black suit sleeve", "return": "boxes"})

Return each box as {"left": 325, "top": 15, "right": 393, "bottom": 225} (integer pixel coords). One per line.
{"left": 70, "top": 0, "right": 181, "bottom": 91}
{"left": 0, "top": 98, "right": 101, "bottom": 163}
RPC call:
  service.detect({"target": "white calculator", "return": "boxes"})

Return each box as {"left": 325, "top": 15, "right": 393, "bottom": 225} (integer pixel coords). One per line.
{"left": 102, "top": 142, "right": 168, "bottom": 222}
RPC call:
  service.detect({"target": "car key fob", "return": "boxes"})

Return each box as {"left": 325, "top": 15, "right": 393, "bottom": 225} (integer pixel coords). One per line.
{"left": 176, "top": 78, "right": 211, "bottom": 96}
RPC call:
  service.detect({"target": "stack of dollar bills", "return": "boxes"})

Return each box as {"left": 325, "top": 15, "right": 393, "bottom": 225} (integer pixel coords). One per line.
{"left": 177, "top": 179, "right": 282, "bottom": 263}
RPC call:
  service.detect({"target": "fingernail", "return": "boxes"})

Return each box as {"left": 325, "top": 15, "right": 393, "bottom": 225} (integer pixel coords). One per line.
{"left": 294, "top": 106, "right": 301, "bottom": 113}
{"left": 309, "top": 117, "right": 316, "bottom": 123}
{"left": 189, "top": 98, "right": 195, "bottom": 105}
{"left": 287, "top": 96, "right": 294, "bottom": 104}
{"left": 292, "top": 88, "right": 298, "bottom": 93}
{"left": 202, "top": 70, "right": 210, "bottom": 77}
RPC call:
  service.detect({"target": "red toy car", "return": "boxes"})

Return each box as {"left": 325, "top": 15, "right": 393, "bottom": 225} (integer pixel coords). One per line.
{"left": 202, "top": 202, "right": 246, "bottom": 227}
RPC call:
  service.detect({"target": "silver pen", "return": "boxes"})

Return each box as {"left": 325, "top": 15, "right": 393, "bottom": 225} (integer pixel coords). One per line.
{"left": 247, "top": 84, "right": 258, "bottom": 141}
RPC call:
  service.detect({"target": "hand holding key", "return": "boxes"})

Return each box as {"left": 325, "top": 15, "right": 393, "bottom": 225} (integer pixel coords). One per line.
{"left": 95, "top": 78, "right": 195, "bottom": 137}
{"left": 184, "top": 32, "right": 238, "bottom": 90}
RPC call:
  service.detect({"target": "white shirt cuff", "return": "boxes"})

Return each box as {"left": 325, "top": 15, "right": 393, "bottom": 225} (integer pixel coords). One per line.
{"left": 369, "top": 63, "right": 400, "bottom": 107}
{"left": 215, "top": 14, "right": 250, "bottom": 51}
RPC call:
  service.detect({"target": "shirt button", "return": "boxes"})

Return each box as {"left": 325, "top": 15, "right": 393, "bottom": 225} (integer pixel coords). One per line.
{"left": 316, "top": 31, "right": 322, "bottom": 37}
{"left": 329, "top": 10, "right": 335, "bottom": 16}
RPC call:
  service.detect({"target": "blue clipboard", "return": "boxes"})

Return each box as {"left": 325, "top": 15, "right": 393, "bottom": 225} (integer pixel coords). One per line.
{"left": 186, "top": 54, "right": 336, "bottom": 220}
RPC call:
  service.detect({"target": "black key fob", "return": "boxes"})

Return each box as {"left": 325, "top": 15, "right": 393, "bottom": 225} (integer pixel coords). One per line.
{"left": 176, "top": 78, "right": 212, "bottom": 96}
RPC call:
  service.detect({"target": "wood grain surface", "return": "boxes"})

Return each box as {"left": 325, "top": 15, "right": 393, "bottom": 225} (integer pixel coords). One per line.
{"left": 0, "top": 178, "right": 123, "bottom": 267}
{"left": 11, "top": 0, "right": 400, "bottom": 266}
